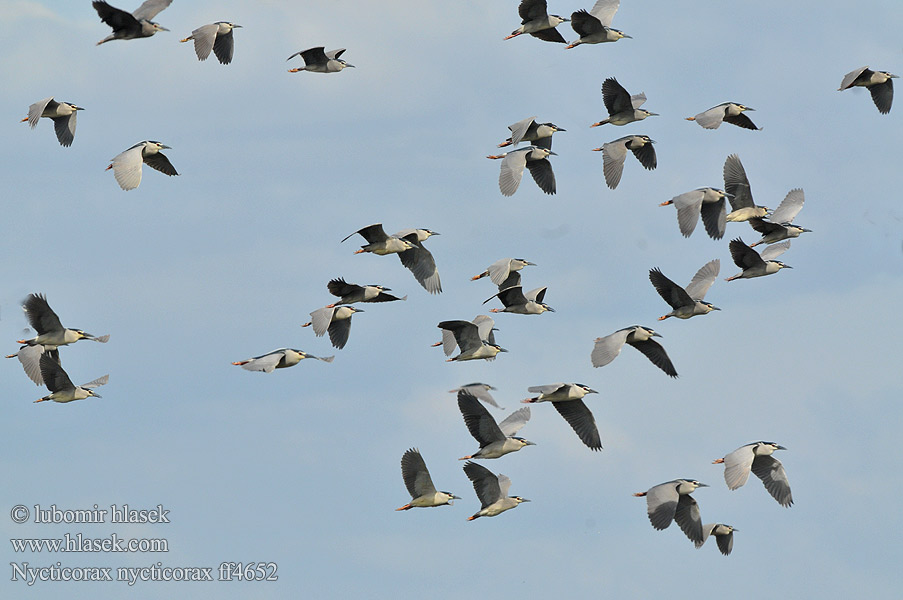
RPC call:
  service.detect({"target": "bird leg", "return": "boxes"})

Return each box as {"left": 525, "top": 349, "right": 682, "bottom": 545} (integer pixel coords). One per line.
{"left": 395, "top": 504, "right": 412, "bottom": 511}
{"left": 712, "top": 458, "right": 725, "bottom": 464}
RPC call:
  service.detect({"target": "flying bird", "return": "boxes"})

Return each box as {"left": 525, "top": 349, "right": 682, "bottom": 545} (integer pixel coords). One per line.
{"left": 471, "top": 258, "right": 536, "bottom": 287}
{"left": 696, "top": 524, "right": 737, "bottom": 556}
{"left": 591, "top": 77, "right": 657, "bottom": 127}
{"left": 394, "top": 228, "right": 442, "bottom": 294}
{"left": 302, "top": 306, "right": 363, "bottom": 349}
{"left": 634, "top": 479, "right": 708, "bottom": 543}
{"left": 435, "top": 315, "right": 497, "bottom": 358}
{"left": 35, "top": 354, "right": 108, "bottom": 404}
{"left": 566, "top": 0, "right": 630, "bottom": 48}
{"left": 483, "top": 285, "right": 553, "bottom": 315}
{"left": 341, "top": 224, "right": 414, "bottom": 256}
{"left": 497, "top": 117, "right": 565, "bottom": 149}
{"left": 591, "top": 325, "right": 677, "bottom": 377}
{"left": 287, "top": 47, "right": 354, "bottom": 73}
{"left": 437, "top": 320, "right": 506, "bottom": 362}
{"left": 326, "top": 278, "right": 406, "bottom": 306}
{"left": 838, "top": 66, "right": 898, "bottom": 114}
{"left": 21, "top": 97, "right": 83, "bottom": 147}
{"left": 181, "top": 22, "right": 242, "bottom": 64}
{"left": 487, "top": 146, "right": 557, "bottom": 196}
{"left": 686, "top": 103, "right": 760, "bottom": 130}
{"left": 462, "top": 461, "right": 529, "bottom": 520}
{"left": 504, "top": 0, "right": 569, "bottom": 43}
{"left": 726, "top": 239, "right": 791, "bottom": 281}
{"left": 713, "top": 442, "right": 793, "bottom": 507}
{"left": 522, "top": 383, "right": 601, "bottom": 450}
{"left": 93, "top": 0, "right": 172, "bottom": 45}
{"left": 457, "top": 390, "right": 533, "bottom": 459}
{"left": 748, "top": 189, "right": 810, "bottom": 246}
{"left": 723, "top": 154, "right": 768, "bottom": 222}
{"left": 231, "top": 349, "right": 334, "bottom": 373}
{"left": 649, "top": 260, "right": 720, "bottom": 320}
{"left": 106, "top": 141, "right": 178, "bottom": 191}
{"left": 659, "top": 187, "right": 729, "bottom": 240}
{"left": 594, "top": 135, "right": 655, "bottom": 189}
{"left": 396, "top": 449, "right": 460, "bottom": 511}
{"left": 448, "top": 383, "right": 503, "bottom": 409}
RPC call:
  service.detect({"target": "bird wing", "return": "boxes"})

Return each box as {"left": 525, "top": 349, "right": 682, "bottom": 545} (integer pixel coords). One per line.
{"left": 132, "top": 0, "right": 173, "bottom": 21}
{"left": 496, "top": 474, "right": 512, "bottom": 498}
{"left": 649, "top": 268, "right": 693, "bottom": 310}
{"left": 397, "top": 235, "right": 441, "bottom": 294}
{"left": 760, "top": 240, "right": 790, "bottom": 261}
{"left": 110, "top": 143, "right": 145, "bottom": 190}
{"left": 591, "top": 328, "right": 631, "bottom": 368}
{"left": 723, "top": 154, "right": 754, "bottom": 210}
{"left": 498, "top": 407, "right": 530, "bottom": 437}
{"left": 524, "top": 286, "right": 547, "bottom": 303}
{"left": 751, "top": 455, "right": 793, "bottom": 507}
{"left": 723, "top": 112, "right": 759, "bottom": 130}
{"left": 684, "top": 259, "right": 720, "bottom": 300}
{"left": 497, "top": 271, "right": 522, "bottom": 290}
{"left": 325, "top": 48, "right": 347, "bottom": 60}
{"left": 630, "top": 92, "right": 647, "bottom": 109}
{"left": 569, "top": 9, "right": 603, "bottom": 37}
{"left": 671, "top": 189, "right": 703, "bottom": 237}
{"left": 472, "top": 315, "right": 495, "bottom": 342}
{"left": 342, "top": 223, "right": 388, "bottom": 244}
{"left": 463, "top": 461, "right": 502, "bottom": 507}
{"left": 93, "top": 1, "right": 140, "bottom": 31}
{"left": 327, "top": 277, "right": 361, "bottom": 299}
{"left": 507, "top": 117, "right": 537, "bottom": 146}
{"left": 526, "top": 158, "right": 556, "bottom": 194}
{"left": 212, "top": 28, "right": 235, "bottom": 65}
{"left": 728, "top": 238, "right": 765, "bottom": 269}
{"left": 438, "top": 321, "right": 481, "bottom": 353}
{"left": 589, "top": 0, "right": 620, "bottom": 27}
{"left": 327, "top": 317, "right": 352, "bottom": 349}
{"left": 631, "top": 141, "right": 657, "bottom": 170}
{"left": 499, "top": 150, "right": 529, "bottom": 196}
{"left": 527, "top": 383, "right": 568, "bottom": 395}
{"left": 838, "top": 66, "right": 869, "bottom": 90}
{"left": 23, "top": 293, "right": 63, "bottom": 335}
{"left": 13, "top": 345, "right": 47, "bottom": 385}
{"left": 721, "top": 444, "right": 756, "bottom": 489}
{"left": 700, "top": 197, "right": 726, "bottom": 240}
{"left": 143, "top": 151, "right": 178, "bottom": 176}
{"left": 519, "top": 0, "right": 548, "bottom": 21}
{"left": 645, "top": 481, "right": 679, "bottom": 530}
{"left": 487, "top": 258, "right": 515, "bottom": 286}
{"left": 241, "top": 351, "right": 284, "bottom": 373}
{"left": 309, "top": 306, "right": 336, "bottom": 337}
{"left": 769, "top": 188, "right": 805, "bottom": 224}
{"left": 601, "top": 139, "right": 628, "bottom": 189}
{"left": 458, "top": 390, "right": 506, "bottom": 445}
{"left": 552, "top": 400, "right": 601, "bottom": 450}
{"left": 628, "top": 338, "right": 677, "bottom": 378}
{"left": 457, "top": 384, "right": 501, "bottom": 409}
{"left": 530, "top": 28, "right": 567, "bottom": 43}
{"left": 80, "top": 374, "right": 109, "bottom": 389}
{"left": 51, "top": 113, "right": 77, "bottom": 147}
{"left": 748, "top": 218, "right": 782, "bottom": 236}
{"left": 716, "top": 529, "right": 734, "bottom": 555}
{"left": 602, "top": 77, "right": 632, "bottom": 115}
{"left": 691, "top": 105, "right": 726, "bottom": 129}
{"left": 188, "top": 23, "right": 218, "bottom": 60}
{"left": 26, "top": 97, "right": 54, "bottom": 128}
{"left": 674, "top": 494, "right": 704, "bottom": 543}
{"left": 440, "top": 329, "right": 458, "bottom": 356}
{"left": 39, "top": 354, "right": 74, "bottom": 393}
{"left": 487, "top": 286, "right": 529, "bottom": 308}
{"left": 401, "top": 449, "right": 437, "bottom": 498}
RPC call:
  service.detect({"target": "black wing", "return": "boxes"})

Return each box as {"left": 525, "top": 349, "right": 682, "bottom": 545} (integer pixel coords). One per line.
{"left": 674, "top": 494, "right": 704, "bottom": 543}
{"left": 700, "top": 197, "right": 726, "bottom": 240}
{"left": 628, "top": 338, "right": 678, "bottom": 378}
{"left": 552, "top": 400, "right": 602, "bottom": 451}
{"left": 93, "top": 1, "right": 140, "bottom": 34}
{"left": 723, "top": 112, "right": 760, "bottom": 130}
{"left": 631, "top": 143, "right": 656, "bottom": 170}
{"left": 144, "top": 152, "right": 178, "bottom": 176}
{"left": 212, "top": 29, "right": 234, "bottom": 65}
{"left": 526, "top": 159, "right": 556, "bottom": 194}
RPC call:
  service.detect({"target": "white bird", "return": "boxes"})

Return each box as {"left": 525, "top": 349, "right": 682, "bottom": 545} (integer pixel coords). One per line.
{"left": 634, "top": 479, "right": 708, "bottom": 543}
{"left": 21, "top": 97, "right": 83, "bottom": 147}
{"left": 566, "top": 0, "right": 630, "bottom": 48}
{"left": 463, "top": 461, "right": 529, "bottom": 520}
{"left": 231, "top": 349, "right": 333, "bottom": 373}
{"left": 287, "top": 47, "right": 354, "bottom": 73}
{"left": 838, "top": 66, "right": 898, "bottom": 114}
{"left": 659, "top": 187, "right": 729, "bottom": 240}
{"left": 458, "top": 390, "right": 533, "bottom": 459}
{"left": 726, "top": 239, "right": 791, "bottom": 281}
{"left": 749, "top": 189, "right": 810, "bottom": 246}
{"left": 93, "top": 0, "right": 172, "bottom": 45}
{"left": 591, "top": 326, "right": 677, "bottom": 377}
{"left": 649, "top": 260, "right": 720, "bottom": 321}
{"left": 504, "top": 0, "right": 570, "bottom": 43}
{"left": 435, "top": 315, "right": 497, "bottom": 359}
{"left": 713, "top": 442, "right": 793, "bottom": 507}
{"left": 437, "top": 320, "right": 506, "bottom": 362}
{"left": 483, "top": 285, "right": 554, "bottom": 315}
{"left": 594, "top": 135, "right": 656, "bottom": 190}
{"left": 181, "top": 22, "right": 242, "bottom": 64}
{"left": 696, "top": 524, "right": 737, "bottom": 556}
{"left": 35, "top": 354, "right": 108, "bottom": 404}
{"left": 302, "top": 306, "right": 363, "bottom": 349}
{"left": 471, "top": 258, "right": 536, "bottom": 287}
{"left": 686, "top": 103, "right": 760, "bottom": 130}
{"left": 106, "top": 141, "right": 178, "bottom": 191}
{"left": 522, "top": 383, "right": 601, "bottom": 450}
{"left": 497, "top": 117, "right": 565, "bottom": 149}
{"left": 396, "top": 449, "right": 460, "bottom": 511}
{"left": 487, "top": 146, "right": 556, "bottom": 196}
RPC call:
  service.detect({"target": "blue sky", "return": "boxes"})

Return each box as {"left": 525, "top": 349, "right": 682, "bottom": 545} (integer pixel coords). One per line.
{"left": 2, "top": 1, "right": 902, "bottom": 598}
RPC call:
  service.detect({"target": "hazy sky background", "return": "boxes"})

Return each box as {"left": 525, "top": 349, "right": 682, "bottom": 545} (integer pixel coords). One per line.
{"left": 2, "top": 1, "right": 902, "bottom": 598}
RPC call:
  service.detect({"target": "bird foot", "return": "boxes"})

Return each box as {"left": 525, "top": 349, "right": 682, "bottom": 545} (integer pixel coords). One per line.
{"left": 486, "top": 155, "right": 504, "bottom": 160}
{"left": 712, "top": 458, "right": 724, "bottom": 464}
{"left": 395, "top": 504, "right": 411, "bottom": 511}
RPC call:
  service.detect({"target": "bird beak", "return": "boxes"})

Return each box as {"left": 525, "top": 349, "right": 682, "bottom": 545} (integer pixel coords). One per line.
{"left": 588, "top": 388, "right": 598, "bottom": 394}
{"left": 652, "top": 331, "right": 662, "bottom": 338}
{"left": 621, "top": 34, "right": 633, "bottom": 39}
{"left": 548, "top": 151, "right": 558, "bottom": 156}
{"left": 233, "top": 24, "right": 243, "bottom": 28}
{"left": 526, "top": 261, "right": 536, "bottom": 266}
{"left": 746, "top": 107, "right": 756, "bottom": 111}
{"left": 783, "top": 265, "right": 793, "bottom": 269}
{"left": 724, "top": 192, "right": 735, "bottom": 198}
{"left": 697, "top": 483, "right": 709, "bottom": 488}
{"left": 777, "top": 445, "right": 787, "bottom": 450}
{"left": 345, "top": 63, "right": 356, "bottom": 68}
{"left": 524, "top": 440, "right": 536, "bottom": 446}
{"left": 91, "top": 392, "right": 102, "bottom": 398}
{"left": 157, "top": 25, "right": 170, "bottom": 32}
{"left": 75, "top": 106, "right": 85, "bottom": 111}
{"left": 711, "top": 306, "right": 721, "bottom": 311}
{"left": 556, "top": 127, "right": 567, "bottom": 132}
{"left": 647, "top": 112, "right": 659, "bottom": 116}
{"left": 520, "top": 498, "right": 531, "bottom": 503}
{"left": 161, "top": 144, "right": 172, "bottom": 149}
{"left": 498, "top": 347, "right": 508, "bottom": 353}
{"left": 452, "top": 495, "right": 461, "bottom": 500}
{"left": 353, "top": 308, "right": 365, "bottom": 312}
{"left": 430, "top": 231, "right": 441, "bottom": 235}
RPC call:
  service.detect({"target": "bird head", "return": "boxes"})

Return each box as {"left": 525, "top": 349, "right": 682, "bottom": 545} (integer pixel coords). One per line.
{"left": 575, "top": 383, "right": 598, "bottom": 394}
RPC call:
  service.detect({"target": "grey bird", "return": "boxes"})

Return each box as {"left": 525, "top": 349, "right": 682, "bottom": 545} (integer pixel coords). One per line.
{"left": 723, "top": 154, "right": 768, "bottom": 222}
{"left": 726, "top": 239, "right": 791, "bottom": 281}
{"left": 594, "top": 135, "right": 656, "bottom": 190}
{"left": 231, "top": 348, "right": 334, "bottom": 373}
{"left": 435, "top": 315, "right": 497, "bottom": 359}
{"left": 396, "top": 449, "right": 460, "bottom": 511}
{"left": 93, "top": 0, "right": 171, "bottom": 45}
{"left": 838, "top": 66, "right": 898, "bottom": 114}
{"left": 326, "top": 278, "right": 406, "bottom": 306}
{"left": 749, "top": 189, "right": 810, "bottom": 246}
{"left": 591, "top": 77, "right": 657, "bottom": 127}
{"left": 659, "top": 188, "right": 730, "bottom": 240}
{"left": 686, "top": 103, "right": 760, "bottom": 130}
{"left": 634, "top": 479, "right": 708, "bottom": 543}
{"left": 504, "top": 0, "right": 569, "bottom": 43}
{"left": 713, "top": 442, "right": 792, "bottom": 507}
{"left": 21, "top": 98, "right": 83, "bottom": 147}
{"left": 458, "top": 390, "right": 533, "bottom": 459}
{"left": 487, "top": 146, "right": 557, "bottom": 196}
{"left": 448, "top": 383, "right": 502, "bottom": 409}
{"left": 696, "top": 524, "right": 737, "bottom": 555}
{"left": 394, "top": 228, "right": 442, "bottom": 294}
{"left": 463, "top": 461, "right": 529, "bottom": 520}
{"left": 302, "top": 306, "right": 363, "bottom": 349}
{"left": 522, "top": 383, "right": 601, "bottom": 451}
{"left": 341, "top": 224, "right": 414, "bottom": 256}
{"left": 437, "top": 320, "right": 506, "bottom": 362}
{"left": 591, "top": 325, "right": 677, "bottom": 377}
{"left": 566, "top": 0, "right": 630, "bottom": 48}
{"left": 106, "top": 141, "right": 178, "bottom": 190}
{"left": 35, "top": 354, "right": 108, "bottom": 404}
{"left": 471, "top": 258, "right": 536, "bottom": 287}
{"left": 649, "top": 260, "right": 720, "bottom": 320}
{"left": 287, "top": 47, "right": 354, "bottom": 73}
{"left": 497, "top": 117, "right": 565, "bottom": 149}
{"left": 181, "top": 22, "right": 242, "bottom": 64}
{"left": 483, "top": 285, "right": 554, "bottom": 315}
{"left": 395, "top": 448, "right": 461, "bottom": 511}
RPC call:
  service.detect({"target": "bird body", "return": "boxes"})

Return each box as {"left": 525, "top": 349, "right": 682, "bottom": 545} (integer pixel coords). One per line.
{"left": 342, "top": 224, "right": 413, "bottom": 255}
{"left": 106, "top": 141, "right": 178, "bottom": 190}
{"left": 93, "top": 0, "right": 172, "bottom": 45}
{"left": 697, "top": 523, "right": 736, "bottom": 555}
{"left": 463, "top": 461, "right": 529, "bottom": 520}
{"left": 21, "top": 98, "right": 83, "bottom": 147}
{"left": 181, "top": 22, "right": 241, "bottom": 64}
{"left": 714, "top": 442, "right": 792, "bottom": 507}
{"left": 726, "top": 239, "right": 791, "bottom": 280}
{"left": 838, "top": 67, "right": 898, "bottom": 114}
{"left": 498, "top": 117, "right": 564, "bottom": 149}
{"left": 649, "top": 260, "right": 720, "bottom": 320}
{"left": 457, "top": 390, "right": 533, "bottom": 459}
{"left": 326, "top": 278, "right": 405, "bottom": 305}
{"left": 591, "top": 78, "right": 657, "bottom": 127}
{"left": 566, "top": 0, "right": 630, "bottom": 48}
{"left": 748, "top": 188, "right": 809, "bottom": 246}
{"left": 302, "top": 306, "right": 362, "bottom": 349}
{"left": 660, "top": 187, "right": 728, "bottom": 239}
{"left": 591, "top": 325, "right": 677, "bottom": 377}
{"left": 396, "top": 449, "right": 459, "bottom": 510}
{"left": 523, "top": 383, "right": 601, "bottom": 450}
{"left": 487, "top": 146, "right": 556, "bottom": 196}
{"left": 288, "top": 47, "right": 354, "bottom": 73}
{"left": 505, "top": 0, "right": 569, "bottom": 43}
{"left": 232, "top": 348, "right": 333, "bottom": 372}
{"left": 634, "top": 479, "right": 708, "bottom": 542}
{"left": 484, "top": 285, "right": 553, "bottom": 315}
{"left": 686, "top": 103, "right": 759, "bottom": 130}
{"left": 594, "top": 135, "right": 655, "bottom": 189}
{"left": 35, "top": 354, "right": 108, "bottom": 403}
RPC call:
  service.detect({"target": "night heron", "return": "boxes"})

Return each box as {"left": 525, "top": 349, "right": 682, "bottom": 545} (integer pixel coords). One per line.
{"left": 302, "top": 306, "right": 363, "bottom": 349}
{"left": 463, "top": 461, "right": 529, "bottom": 520}
{"left": 696, "top": 523, "right": 736, "bottom": 555}
{"left": 566, "top": 0, "right": 630, "bottom": 48}
{"left": 649, "top": 260, "right": 720, "bottom": 320}
{"left": 394, "top": 228, "right": 442, "bottom": 294}
{"left": 181, "top": 22, "right": 242, "bottom": 64}
{"left": 522, "top": 383, "right": 601, "bottom": 451}
{"left": 396, "top": 449, "right": 460, "bottom": 510}
{"left": 838, "top": 66, "right": 898, "bottom": 114}
{"left": 686, "top": 103, "right": 760, "bottom": 130}
{"left": 35, "top": 354, "right": 108, "bottom": 404}
{"left": 591, "top": 77, "right": 657, "bottom": 127}
{"left": 504, "top": 0, "right": 569, "bottom": 43}
{"left": 593, "top": 135, "right": 655, "bottom": 189}
{"left": 341, "top": 224, "right": 414, "bottom": 255}
{"left": 726, "top": 239, "right": 791, "bottom": 281}
{"left": 21, "top": 97, "right": 83, "bottom": 147}
{"left": 326, "top": 278, "right": 406, "bottom": 306}
{"left": 93, "top": 0, "right": 171, "bottom": 45}
{"left": 723, "top": 154, "right": 768, "bottom": 222}
{"left": 487, "top": 146, "right": 556, "bottom": 196}
{"left": 659, "top": 187, "right": 729, "bottom": 240}
{"left": 749, "top": 189, "right": 810, "bottom": 246}
{"left": 287, "top": 47, "right": 354, "bottom": 73}
{"left": 435, "top": 315, "right": 497, "bottom": 359}
{"left": 448, "top": 383, "right": 503, "bottom": 409}
{"left": 437, "top": 320, "right": 506, "bottom": 362}
{"left": 457, "top": 390, "right": 533, "bottom": 459}
{"left": 634, "top": 479, "right": 708, "bottom": 543}
{"left": 483, "top": 285, "right": 553, "bottom": 314}
{"left": 713, "top": 442, "right": 793, "bottom": 507}
{"left": 591, "top": 325, "right": 677, "bottom": 377}
{"left": 231, "top": 349, "right": 334, "bottom": 372}
{"left": 497, "top": 117, "right": 565, "bottom": 149}
{"left": 471, "top": 258, "right": 536, "bottom": 287}
{"left": 106, "top": 141, "right": 178, "bottom": 191}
